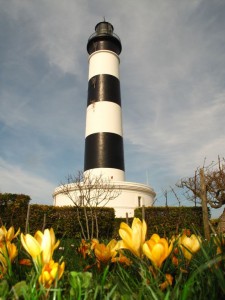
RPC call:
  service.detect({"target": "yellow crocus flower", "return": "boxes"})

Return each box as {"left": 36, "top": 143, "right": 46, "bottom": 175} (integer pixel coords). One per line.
{"left": 0, "top": 226, "right": 20, "bottom": 244}
{"left": 118, "top": 218, "right": 147, "bottom": 257}
{"left": 50, "top": 228, "right": 60, "bottom": 251}
{"left": 41, "top": 228, "right": 60, "bottom": 264}
{"left": 0, "top": 241, "right": 18, "bottom": 278}
{"left": 0, "top": 241, "right": 18, "bottom": 266}
{"left": 6, "top": 241, "right": 18, "bottom": 262}
{"left": 111, "top": 252, "right": 132, "bottom": 266}
{"left": 39, "top": 260, "right": 65, "bottom": 288}
{"left": 6, "top": 226, "right": 20, "bottom": 242}
{"left": 35, "top": 229, "right": 52, "bottom": 264}
{"left": 35, "top": 228, "right": 60, "bottom": 254}
{"left": 0, "top": 226, "right": 10, "bottom": 244}
{"left": 78, "top": 239, "right": 91, "bottom": 259}
{"left": 41, "top": 230, "right": 52, "bottom": 264}
{"left": 143, "top": 234, "right": 173, "bottom": 268}
{"left": 160, "top": 274, "right": 173, "bottom": 291}
{"left": 21, "top": 233, "right": 42, "bottom": 260}
{"left": 91, "top": 239, "right": 99, "bottom": 250}
{"left": 94, "top": 239, "right": 117, "bottom": 264}
{"left": 179, "top": 234, "right": 201, "bottom": 260}
{"left": 21, "top": 228, "right": 60, "bottom": 266}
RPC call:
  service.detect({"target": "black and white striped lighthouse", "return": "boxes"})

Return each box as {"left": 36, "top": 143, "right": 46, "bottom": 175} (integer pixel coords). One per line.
{"left": 53, "top": 21, "right": 156, "bottom": 217}
{"left": 84, "top": 21, "right": 125, "bottom": 181}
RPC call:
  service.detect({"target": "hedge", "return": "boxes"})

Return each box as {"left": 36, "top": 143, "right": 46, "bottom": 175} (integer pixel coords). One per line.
{"left": 135, "top": 206, "right": 210, "bottom": 236}
{"left": 0, "top": 193, "right": 115, "bottom": 239}
{"left": 0, "top": 193, "right": 212, "bottom": 239}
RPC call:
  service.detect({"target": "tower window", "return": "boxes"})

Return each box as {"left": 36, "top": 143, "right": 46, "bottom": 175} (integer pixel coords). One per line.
{"left": 138, "top": 196, "right": 141, "bottom": 207}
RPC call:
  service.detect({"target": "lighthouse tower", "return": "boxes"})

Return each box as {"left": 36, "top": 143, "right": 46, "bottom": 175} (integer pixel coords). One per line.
{"left": 84, "top": 21, "right": 124, "bottom": 181}
{"left": 53, "top": 21, "right": 156, "bottom": 217}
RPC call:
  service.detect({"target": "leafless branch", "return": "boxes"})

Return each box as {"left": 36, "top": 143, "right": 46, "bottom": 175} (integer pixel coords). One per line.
{"left": 58, "top": 170, "right": 121, "bottom": 239}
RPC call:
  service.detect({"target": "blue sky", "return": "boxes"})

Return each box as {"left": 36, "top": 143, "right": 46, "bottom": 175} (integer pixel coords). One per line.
{"left": 1, "top": 0, "right": 225, "bottom": 218}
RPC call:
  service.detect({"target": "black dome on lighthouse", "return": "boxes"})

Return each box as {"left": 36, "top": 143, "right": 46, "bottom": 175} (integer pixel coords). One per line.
{"left": 87, "top": 21, "right": 122, "bottom": 55}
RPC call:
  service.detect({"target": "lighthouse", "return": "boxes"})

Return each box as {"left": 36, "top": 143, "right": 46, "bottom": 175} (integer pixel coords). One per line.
{"left": 53, "top": 21, "right": 156, "bottom": 217}
{"left": 84, "top": 21, "right": 124, "bottom": 181}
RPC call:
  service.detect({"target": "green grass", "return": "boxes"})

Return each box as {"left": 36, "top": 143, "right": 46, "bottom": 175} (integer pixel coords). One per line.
{"left": 0, "top": 233, "right": 225, "bottom": 299}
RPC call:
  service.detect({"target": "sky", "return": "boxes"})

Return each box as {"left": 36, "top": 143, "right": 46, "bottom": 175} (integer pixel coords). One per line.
{"left": 1, "top": 0, "right": 225, "bottom": 218}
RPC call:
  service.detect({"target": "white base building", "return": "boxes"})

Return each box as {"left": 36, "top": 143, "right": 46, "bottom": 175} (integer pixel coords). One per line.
{"left": 53, "top": 181, "right": 155, "bottom": 218}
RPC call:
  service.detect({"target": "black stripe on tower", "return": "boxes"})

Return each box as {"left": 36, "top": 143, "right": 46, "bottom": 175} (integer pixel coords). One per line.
{"left": 87, "top": 39, "right": 121, "bottom": 55}
{"left": 84, "top": 132, "right": 125, "bottom": 171}
{"left": 87, "top": 74, "right": 121, "bottom": 106}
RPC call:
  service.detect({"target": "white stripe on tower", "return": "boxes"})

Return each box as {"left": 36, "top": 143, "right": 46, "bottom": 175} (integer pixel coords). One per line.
{"left": 84, "top": 21, "right": 125, "bottom": 181}
{"left": 88, "top": 51, "right": 119, "bottom": 80}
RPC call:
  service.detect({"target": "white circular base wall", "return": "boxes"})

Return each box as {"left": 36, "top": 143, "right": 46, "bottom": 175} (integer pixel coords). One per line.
{"left": 53, "top": 181, "right": 156, "bottom": 218}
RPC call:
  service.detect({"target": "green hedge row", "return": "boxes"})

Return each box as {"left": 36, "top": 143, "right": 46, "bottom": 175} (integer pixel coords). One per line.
{"left": 27, "top": 205, "right": 115, "bottom": 239}
{"left": 0, "top": 193, "right": 30, "bottom": 230}
{"left": 135, "top": 206, "right": 209, "bottom": 236}
{"left": 0, "top": 194, "right": 211, "bottom": 239}
{"left": 0, "top": 193, "right": 115, "bottom": 239}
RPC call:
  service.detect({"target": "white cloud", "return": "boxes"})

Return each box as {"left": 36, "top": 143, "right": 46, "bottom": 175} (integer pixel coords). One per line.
{"left": 0, "top": 157, "right": 55, "bottom": 205}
